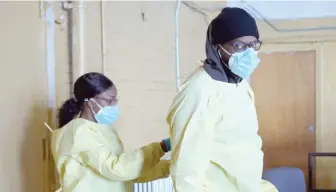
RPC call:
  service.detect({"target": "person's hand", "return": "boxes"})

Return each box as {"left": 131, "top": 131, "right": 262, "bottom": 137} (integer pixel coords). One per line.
{"left": 198, "top": 60, "right": 205, "bottom": 67}
{"left": 159, "top": 160, "right": 171, "bottom": 178}
{"left": 160, "top": 138, "right": 171, "bottom": 152}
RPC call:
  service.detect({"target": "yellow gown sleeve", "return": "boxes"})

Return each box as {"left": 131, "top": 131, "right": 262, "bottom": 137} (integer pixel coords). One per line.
{"left": 167, "top": 78, "right": 215, "bottom": 192}
{"left": 73, "top": 127, "right": 165, "bottom": 181}
{"left": 132, "top": 160, "right": 170, "bottom": 183}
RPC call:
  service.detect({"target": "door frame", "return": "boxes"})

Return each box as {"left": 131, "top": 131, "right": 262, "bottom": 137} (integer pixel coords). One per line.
{"left": 259, "top": 42, "right": 323, "bottom": 152}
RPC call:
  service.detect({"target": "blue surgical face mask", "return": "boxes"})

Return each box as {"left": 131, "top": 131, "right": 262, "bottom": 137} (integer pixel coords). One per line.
{"left": 219, "top": 47, "right": 260, "bottom": 79}
{"left": 89, "top": 99, "right": 120, "bottom": 126}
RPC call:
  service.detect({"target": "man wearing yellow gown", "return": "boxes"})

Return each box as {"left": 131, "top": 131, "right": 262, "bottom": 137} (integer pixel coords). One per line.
{"left": 167, "top": 7, "right": 278, "bottom": 192}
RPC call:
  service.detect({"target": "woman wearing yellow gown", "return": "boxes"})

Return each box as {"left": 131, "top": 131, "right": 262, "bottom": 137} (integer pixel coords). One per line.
{"left": 167, "top": 7, "right": 278, "bottom": 192}
{"left": 52, "top": 72, "right": 171, "bottom": 192}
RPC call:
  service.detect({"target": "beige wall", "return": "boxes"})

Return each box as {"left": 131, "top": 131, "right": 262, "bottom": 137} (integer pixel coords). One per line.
{"left": 315, "top": 42, "right": 336, "bottom": 189}
{"left": 257, "top": 17, "right": 336, "bottom": 43}
{"left": 0, "top": 1, "right": 47, "bottom": 192}
{"left": 103, "top": 1, "right": 207, "bottom": 150}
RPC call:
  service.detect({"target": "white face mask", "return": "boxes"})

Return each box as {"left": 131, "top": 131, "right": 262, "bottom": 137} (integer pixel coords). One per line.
{"left": 219, "top": 46, "right": 260, "bottom": 79}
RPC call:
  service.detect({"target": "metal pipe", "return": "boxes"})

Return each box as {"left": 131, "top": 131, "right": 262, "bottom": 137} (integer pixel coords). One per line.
{"left": 39, "top": 0, "right": 45, "bottom": 17}
{"left": 67, "top": 7, "right": 74, "bottom": 95}
{"left": 175, "top": 0, "right": 181, "bottom": 91}
{"left": 45, "top": 0, "right": 57, "bottom": 126}
{"left": 71, "top": 0, "right": 85, "bottom": 82}
{"left": 241, "top": 0, "right": 336, "bottom": 32}
{"left": 100, "top": 0, "right": 107, "bottom": 74}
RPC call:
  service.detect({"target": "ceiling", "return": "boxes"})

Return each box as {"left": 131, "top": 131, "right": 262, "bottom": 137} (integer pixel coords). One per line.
{"left": 191, "top": 0, "right": 336, "bottom": 20}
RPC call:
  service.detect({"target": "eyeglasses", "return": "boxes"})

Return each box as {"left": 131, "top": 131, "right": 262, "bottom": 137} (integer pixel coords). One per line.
{"left": 231, "top": 39, "right": 262, "bottom": 52}
{"left": 96, "top": 97, "right": 118, "bottom": 106}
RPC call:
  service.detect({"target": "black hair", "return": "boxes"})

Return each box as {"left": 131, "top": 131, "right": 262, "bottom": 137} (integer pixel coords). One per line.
{"left": 58, "top": 72, "right": 114, "bottom": 128}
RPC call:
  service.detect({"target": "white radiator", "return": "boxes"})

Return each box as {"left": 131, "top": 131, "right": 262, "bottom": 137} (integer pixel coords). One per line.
{"left": 133, "top": 176, "right": 174, "bottom": 192}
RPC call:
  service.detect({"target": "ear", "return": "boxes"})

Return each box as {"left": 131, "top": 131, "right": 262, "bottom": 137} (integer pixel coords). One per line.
{"left": 87, "top": 100, "right": 94, "bottom": 109}
{"left": 83, "top": 98, "right": 93, "bottom": 109}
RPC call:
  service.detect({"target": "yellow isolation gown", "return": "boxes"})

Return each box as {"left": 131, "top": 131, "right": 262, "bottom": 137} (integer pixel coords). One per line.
{"left": 51, "top": 118, "right": 169, "bottom": 192}
{"left": 167, "top": 67, "right": 278, "bottom": 192}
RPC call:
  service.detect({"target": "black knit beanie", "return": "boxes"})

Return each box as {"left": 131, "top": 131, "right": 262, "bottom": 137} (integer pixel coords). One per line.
{"left": 211, "top": 7, "right": 259, "bottom": 45}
